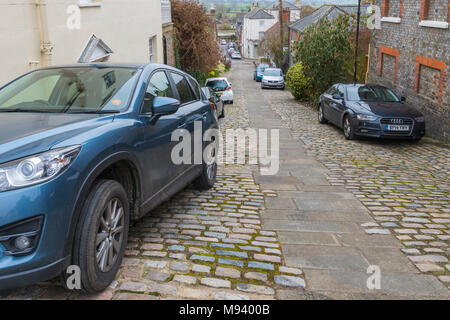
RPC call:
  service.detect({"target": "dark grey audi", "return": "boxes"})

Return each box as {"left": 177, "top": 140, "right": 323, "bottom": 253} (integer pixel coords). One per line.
{"left": 318, "top": 84, "right": 425, "bottom": 141}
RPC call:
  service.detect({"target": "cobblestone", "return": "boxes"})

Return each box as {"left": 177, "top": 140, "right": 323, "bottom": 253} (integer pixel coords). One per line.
{"left": 201, "top": 277, "right": 231, "bottom": 288}
{"left": 265, "top": 87, "right": 450, "bottom": 288}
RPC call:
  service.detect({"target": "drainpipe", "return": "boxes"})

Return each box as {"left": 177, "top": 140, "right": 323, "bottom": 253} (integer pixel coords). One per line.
{"left": 35, "top": 0, "right": 53, "bottom": 67}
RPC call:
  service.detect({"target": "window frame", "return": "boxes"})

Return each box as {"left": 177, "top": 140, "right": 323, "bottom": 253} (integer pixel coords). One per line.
{"left": 168, "top": 71, "right": 198, "bottom": 106}
{"left": 140, "top": 68, "right": 176, "bottom": 114}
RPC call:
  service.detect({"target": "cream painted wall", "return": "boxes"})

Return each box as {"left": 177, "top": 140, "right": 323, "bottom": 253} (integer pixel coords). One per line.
{"left": 242, "top": 17, "right": 276, "bottom": 58}
{"left": 0, "top": 0, "right": 163, "bottom": 86}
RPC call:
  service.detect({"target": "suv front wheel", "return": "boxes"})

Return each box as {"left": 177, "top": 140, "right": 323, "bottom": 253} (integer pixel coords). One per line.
{"left": 68, "top": 179, "right": 130, "bottom": 293}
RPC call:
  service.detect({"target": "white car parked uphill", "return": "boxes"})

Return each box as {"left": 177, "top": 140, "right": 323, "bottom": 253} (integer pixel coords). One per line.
{"left": 205, "top": 77, "right": 234, "bottom": 104}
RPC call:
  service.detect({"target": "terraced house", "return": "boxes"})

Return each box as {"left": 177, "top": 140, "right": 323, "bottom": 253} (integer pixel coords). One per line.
{"left": 368, "top": 0, "right": 450, "bottom": 141}
{"left": 0, "top": 0, "right": 165, "bottom": 86}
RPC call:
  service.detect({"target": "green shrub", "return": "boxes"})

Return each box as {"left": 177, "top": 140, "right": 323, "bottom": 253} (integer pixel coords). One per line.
{"left": 292, "top": 15, "right": 352, "bottom": 103}
{"left": 286, "top": 62, "right": 309, "bottom": 101}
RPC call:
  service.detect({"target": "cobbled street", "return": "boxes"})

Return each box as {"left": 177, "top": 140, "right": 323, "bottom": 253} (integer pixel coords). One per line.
{"left": 2, "top": 59, "right": 449, "bottom": 300}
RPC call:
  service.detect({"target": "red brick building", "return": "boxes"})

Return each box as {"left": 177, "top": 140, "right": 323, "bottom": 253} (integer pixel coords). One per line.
{"left": 368, "top": 0, "right": 449, "bottom": 141}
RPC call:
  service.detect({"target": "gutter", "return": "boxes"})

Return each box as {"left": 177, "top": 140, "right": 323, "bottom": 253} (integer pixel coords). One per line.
{"left": 35, "top": 0, "right": 53, "bottom": 67}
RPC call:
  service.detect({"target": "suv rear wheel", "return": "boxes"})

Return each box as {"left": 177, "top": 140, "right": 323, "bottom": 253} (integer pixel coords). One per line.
{"left": 67, "top": 179, "right": 129, "bottom": 293}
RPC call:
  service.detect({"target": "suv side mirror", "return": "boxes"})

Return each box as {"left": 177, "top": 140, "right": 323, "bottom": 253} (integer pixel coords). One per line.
{"left": 152, "top": 97, "right": 180, "bottom": 116}
{"left": 332, "top": 93, "right": 343, "bottom": 100}
{"left": 401, "top": 96, "right": 406, "bottom": 102}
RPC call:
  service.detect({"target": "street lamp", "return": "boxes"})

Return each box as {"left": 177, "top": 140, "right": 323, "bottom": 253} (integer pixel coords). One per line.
{"left": 353, "top": 0, "right": 361, "bottom": 84}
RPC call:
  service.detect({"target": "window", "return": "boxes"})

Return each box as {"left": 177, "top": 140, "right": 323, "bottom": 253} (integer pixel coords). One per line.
{"left": 0, "top": 75, "right": 60, "bottom": 109}
{"left": 0, "top": 67, "right": 139, "bottom": 113}
{"left": 419, "top": 0, "right": 449, "bottom": 29}
{"left": 380, "top": 0, "right": 402, "bottom": 23}
{"left": 326, "top": 86, "right": 336, "bottom": 95}
{"left": 149, "top": 37, "right": 155, "bottom": 63}
{"left": 264, "top": 69, "right": 283, "bottom": 76}
{"left": 170, "top": 73, "right": 196, "bottom": 104}
{"left": 187, "top": 77, "right": 202, "bottom": 100}
{"left": 78, "top": 0, "right": 102, "bottom": 8}
{"left": 346, "top": 86, "right": 400, "bottom": 102}
{"left": 206, "top": 79, "right": 228, "bottom": 91}
{"left": 142, "top": 71, "right": 174, "bottom": 113}
{"left": 259, "top": 20, "right": 265, "bottom": 26}
{"left": 336, "top": 85, "right": 345, "bottom": 97}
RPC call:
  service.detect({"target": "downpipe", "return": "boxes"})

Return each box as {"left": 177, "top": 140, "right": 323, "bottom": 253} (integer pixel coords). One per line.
{"left": 35, "top": 0, "right": 53, "bottom": 67}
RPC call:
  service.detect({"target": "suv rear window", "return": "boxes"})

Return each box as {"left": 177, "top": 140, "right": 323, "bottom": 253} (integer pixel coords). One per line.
{"left": 170, "top": 72, "right": 196, "bottom": 104}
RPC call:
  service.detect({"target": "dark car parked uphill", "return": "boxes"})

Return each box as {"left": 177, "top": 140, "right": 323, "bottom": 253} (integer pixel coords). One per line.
{"left": 201, "top": 87, "right": 225, "bottom": 118}
{"left": 318, "top": 84, "right": 425, "bottom": 141}
{"left": 0, "top": 63, "right": 218, "bottom": 292}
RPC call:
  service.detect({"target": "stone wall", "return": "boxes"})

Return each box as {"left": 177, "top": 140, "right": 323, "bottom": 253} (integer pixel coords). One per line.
{"left": 368, "top": 0, "right": 449, "bottom": 141}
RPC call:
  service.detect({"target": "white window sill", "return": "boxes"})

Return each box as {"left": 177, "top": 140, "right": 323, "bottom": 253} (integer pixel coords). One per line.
{"left": 79, "top": 1, "right": 102, "bottom": 8}
{"left": 381, "top": 17, "right": 401, "bottom": 23}
{"left": 419, "top": 20, "right": 449, "bottom": 29}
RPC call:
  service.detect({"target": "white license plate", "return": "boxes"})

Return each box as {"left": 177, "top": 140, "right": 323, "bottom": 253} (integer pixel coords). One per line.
{"left": 385, "top": 124, "right": 409, "bottom": 131}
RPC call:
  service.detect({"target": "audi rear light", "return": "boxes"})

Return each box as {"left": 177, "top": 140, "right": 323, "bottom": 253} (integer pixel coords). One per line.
{"left": 226, "top": 86, "right": 231, "bottom": 91}
{"left": 210, "top": 102, "right": 216, "bottom": 110}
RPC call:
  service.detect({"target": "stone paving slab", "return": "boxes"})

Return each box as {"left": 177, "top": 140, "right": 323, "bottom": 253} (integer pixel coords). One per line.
{"left": 305, "top": 269, "right": 449, "bottom": 297}
{"left": 234, "top": 59, "right": 449, "bottom": 297}
{"left": 263, "top": 219, "right": 364, "bottom": 234}
{"left": 278, "top": 231, "right": 339, "bottom": 246}
{"left": 283, "top": 244, "right": 370, "bottom": 271}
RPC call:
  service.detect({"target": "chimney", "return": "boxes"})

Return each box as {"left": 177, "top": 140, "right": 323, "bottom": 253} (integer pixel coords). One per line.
{"left": 251, "top": 2, "right": 259, "bottom": 11}
{"left": 283, "top": 9, "right": 290, "bottom": 23}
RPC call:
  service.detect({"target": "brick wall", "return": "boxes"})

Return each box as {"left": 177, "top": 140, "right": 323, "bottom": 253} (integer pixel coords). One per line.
{"left": 368, "top": 0, "right": 450, "bottom": 141}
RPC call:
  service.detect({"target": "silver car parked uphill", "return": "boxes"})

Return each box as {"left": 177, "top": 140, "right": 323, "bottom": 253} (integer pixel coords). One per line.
{"left": 261, "top": 68, "right": 285, "bottom": 90}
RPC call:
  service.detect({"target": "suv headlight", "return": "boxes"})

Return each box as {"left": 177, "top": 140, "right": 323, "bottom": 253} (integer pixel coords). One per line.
{"left": 0, "top": 145, "right": 80, "bottom": 192}
{"left": 357, "top": 114, "right": 378, "bottom": 121}
{"left": 415, "top": 116, "right": 425, "bottom": 122}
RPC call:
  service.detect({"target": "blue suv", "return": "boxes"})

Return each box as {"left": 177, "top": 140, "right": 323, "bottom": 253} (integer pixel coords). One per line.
{"left": 0, "top": 63, "right": 218, "bottom": 292}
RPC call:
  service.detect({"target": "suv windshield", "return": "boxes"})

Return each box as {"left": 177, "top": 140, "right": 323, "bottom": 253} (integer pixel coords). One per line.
{"left": 264, "top": 69, "right": 282, "bottom": 77}
{"left": 347, "top": 86, "right": 400, "bottom": 102}
{"left": 0, "top": 67, "right": 140, "bottom": 113}
{"left": 207, "top": 80, "right": 228, "bottom": 91}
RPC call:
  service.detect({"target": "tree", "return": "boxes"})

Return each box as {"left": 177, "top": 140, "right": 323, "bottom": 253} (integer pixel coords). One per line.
{"left": 293, "top": 15, "right": 353, "bottom": 102}
{"left": 260, "top": 23, "right": 288, "bottom": 69}
{"left": 171, "top": 0, "right": 221, "bottom": 74}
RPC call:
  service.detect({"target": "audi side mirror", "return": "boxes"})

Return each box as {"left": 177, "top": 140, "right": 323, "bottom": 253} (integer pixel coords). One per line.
{"left": 332, "top": 94, "right": 343, "bottom": 100}
{"left": 401, "top": 96, "right": 406, "bottom": 102}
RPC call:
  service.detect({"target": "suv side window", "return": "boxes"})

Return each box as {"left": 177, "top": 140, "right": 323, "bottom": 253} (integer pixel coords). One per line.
{"left": 142, "top": 71, "right": 174, "bottom": 113}
{"left": 187, "top": 77, "right": 203, "bottom": 100}
{"left": 170, "top": 72, "right": 196, "bottom": 105}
